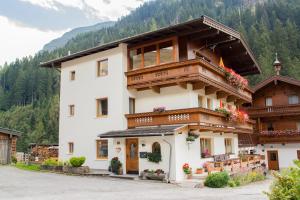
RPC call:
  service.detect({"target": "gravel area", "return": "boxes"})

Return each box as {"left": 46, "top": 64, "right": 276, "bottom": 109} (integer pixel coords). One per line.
{"left": 0, "top": 166, "right": 271, "bottom": 200}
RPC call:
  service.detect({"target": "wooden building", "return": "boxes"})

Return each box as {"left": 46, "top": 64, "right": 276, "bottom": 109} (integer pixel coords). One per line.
{"left": 246, "top": 55, "right": 300, "bottom": 170}
{"left": 0, "top": 127, "right": 21, "bottom": 164}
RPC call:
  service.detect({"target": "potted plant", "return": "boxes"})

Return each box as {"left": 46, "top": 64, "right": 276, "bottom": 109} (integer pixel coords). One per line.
{"left": 63, "top": 156, "right": 89, "bottom": 174}
{"left": 186, "top": 136, "right": 195, "bottom": 144}
{"left": 110, "top": 157, "right": 122, "bottom": 175}
{"left": 182, "top": 163, "right": 192, "bottom": 179}
{"left": 195, "top": 168, "right": 204, "bottom": 174}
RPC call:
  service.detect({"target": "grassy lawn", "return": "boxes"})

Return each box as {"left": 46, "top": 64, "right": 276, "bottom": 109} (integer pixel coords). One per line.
{"left": 15, "top": 163, "right": 41, "bottom": 171}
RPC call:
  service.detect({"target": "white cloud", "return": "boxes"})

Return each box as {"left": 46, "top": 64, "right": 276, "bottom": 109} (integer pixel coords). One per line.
{"left": 0, "top": 16, "right": 66, "bottom": 66}
{"left": 20, "top": 0, "right": 146, "bottom": 20}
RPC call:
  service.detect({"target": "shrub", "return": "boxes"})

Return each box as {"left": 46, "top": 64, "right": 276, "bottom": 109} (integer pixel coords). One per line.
{"left": 42, "top": 158, "right": 62, "bottom": 166}
{"left": 265, "top": 160, "right": 300, "bottom": 200}
{"left": 110, "top": 157, "right": 122, "bottom": 174}
{"left": 204, "top": 172, "right": 229, "bottom": 188}
{"left": 69, "top": 157, "right": 86, "bottom": 167}
{"left": 230, "top": 170, "right": 265, "bottom": 187}
{"left": 11, "top": 156, "right": 17, "bottom": 164}
{"left": 147, "top": 152, "right": 162, "bottom": 163}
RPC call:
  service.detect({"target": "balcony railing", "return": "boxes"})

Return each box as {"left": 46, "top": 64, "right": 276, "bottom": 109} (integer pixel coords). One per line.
{"left": 126, "top": 107, "right": 254, "bottom": 132}
{"left": 126, "top": 59, "right": 252, "bottom": 103}
{"left": 258, "top": 130, "right": 300, "bottom": 143}
{"left": 246, "top": 104, "right": 300, "bottom": 117}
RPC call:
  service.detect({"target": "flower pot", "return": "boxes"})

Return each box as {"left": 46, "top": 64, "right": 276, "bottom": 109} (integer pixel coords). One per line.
{"left": 195, "top": 168, "right": 203, "bottom": 174}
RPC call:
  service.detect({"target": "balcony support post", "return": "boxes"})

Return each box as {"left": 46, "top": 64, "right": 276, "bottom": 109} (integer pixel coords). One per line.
{"left": 205, "top": 85, "right": 219, "bottom": 95}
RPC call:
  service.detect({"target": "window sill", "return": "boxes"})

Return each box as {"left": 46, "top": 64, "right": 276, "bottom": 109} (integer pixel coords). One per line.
{"left": 96, "top": 115, "right": 108, "bottom": 118}
{"left": 95, "top": 158, "right": 108, "bottom": 161}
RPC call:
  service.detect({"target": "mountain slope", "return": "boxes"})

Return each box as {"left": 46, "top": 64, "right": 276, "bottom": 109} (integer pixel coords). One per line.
{"left": 43, "top": 21, "right": 115, "bottom": 51}
{"left": 0, "top": 0, "right": 299, "bottom": 151}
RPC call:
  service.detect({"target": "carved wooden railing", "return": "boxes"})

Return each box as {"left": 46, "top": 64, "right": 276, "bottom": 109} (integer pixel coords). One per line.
{"left": 246, "top": 104, "right": 300, "bottom": 117}
{"left": 126, "top": 107, "right": 254, "bottom": 130}
{"left": 126, "top": 59, "right": 252, "bottom": 102}
{"left": 260, "top": 130, "right": 300, "bottom": 136}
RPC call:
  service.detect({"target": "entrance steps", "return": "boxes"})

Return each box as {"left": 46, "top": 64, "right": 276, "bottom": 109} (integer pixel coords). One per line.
{"left": 109, "top": 174, "right": 139, "bottom": 180}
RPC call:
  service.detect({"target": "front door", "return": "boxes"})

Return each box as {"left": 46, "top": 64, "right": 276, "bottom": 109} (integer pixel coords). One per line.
{"left": 267, "top": 150, "right": 279, "bottom": 170}
{"left": 126, "top": 138, "right": 139, "bottom": 174}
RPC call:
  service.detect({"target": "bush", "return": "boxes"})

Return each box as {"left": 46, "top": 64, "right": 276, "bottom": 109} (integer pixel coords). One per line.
{"left": 11, "top": 156, "right": 17, "bottom": 164}
{"left": 42, "top": 158, "right": 62, "bottom": 166}
{"left": 69, "top": 157, "right": 86, "bottom": 167}
{"left": 204, "top": 172, "right": 229, "bottom": 188}
{"left": 265, "top": 160, "right": 300, "bottom": 200}
{"left": 230, "top": 170, "right": 265, "bottom": 187}
{"left": 147, "top": 152, "right": 162, "bottom": 163}
{"left": 110, "top": 157, "right": 122, "bottom": 174}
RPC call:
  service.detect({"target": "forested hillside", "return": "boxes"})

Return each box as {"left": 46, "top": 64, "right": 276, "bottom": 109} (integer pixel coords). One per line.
{"left": 0, "top": 0, "right": 299, "bottom": 151}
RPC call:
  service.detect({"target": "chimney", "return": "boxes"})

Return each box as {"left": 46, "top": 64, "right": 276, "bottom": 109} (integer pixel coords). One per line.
{"left": 273, "top": 52, "right": 282, "bottom": 76}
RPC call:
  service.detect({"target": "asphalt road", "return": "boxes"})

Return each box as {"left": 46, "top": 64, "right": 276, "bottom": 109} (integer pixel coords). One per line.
{"left": 0, "top": 166, "right": 271, "bottom": 200}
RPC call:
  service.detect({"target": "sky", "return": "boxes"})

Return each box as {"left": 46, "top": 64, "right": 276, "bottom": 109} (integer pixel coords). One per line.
{"left": 0, "top": 0, "right": 147, "bottom": 66}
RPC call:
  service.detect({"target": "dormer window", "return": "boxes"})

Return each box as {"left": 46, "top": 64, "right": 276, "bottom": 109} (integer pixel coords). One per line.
{"left": 288, "top": 95, "right": 299, "bottom": 105}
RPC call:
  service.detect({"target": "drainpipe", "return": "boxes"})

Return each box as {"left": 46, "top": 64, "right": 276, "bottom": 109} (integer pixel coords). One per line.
{"left": 162, "top": 133, "right": 172, "bottom": 183}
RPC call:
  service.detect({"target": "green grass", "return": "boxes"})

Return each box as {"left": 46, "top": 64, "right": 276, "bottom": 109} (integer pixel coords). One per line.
{"left": 15, "top": 162, "right": 41, "bottom": 171}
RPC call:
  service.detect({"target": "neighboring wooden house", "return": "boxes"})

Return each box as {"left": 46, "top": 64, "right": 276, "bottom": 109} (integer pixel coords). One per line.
{"left": 41, "top": 16, "right": 262, "bottom": 181}
{"left": 246, "top": 55, "right": 300, "bottom": 170}
{"left": 0, "top": 127, "right": 21, "bottom": 164}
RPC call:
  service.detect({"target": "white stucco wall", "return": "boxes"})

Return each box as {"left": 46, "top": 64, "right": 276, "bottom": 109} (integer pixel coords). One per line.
{"left": 59, "top": 43, "right": 129, "bottom": 169}
{"left": 131, "top": 84, "right": 235, "bottom": 113}
{"left": 256, "top": 143, "right": 300, "bottom": 169}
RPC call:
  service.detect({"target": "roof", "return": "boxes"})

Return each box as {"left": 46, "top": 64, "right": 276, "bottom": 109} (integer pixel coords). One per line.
{"left": 98, "top": 125, "right": 184, "bottom": 138}
{"left": 0, "top": 127, "right": 22, "bottom": 137}
{"left": 40, "top": 15, "right": 261, "bottom": 76}
{"left": 253, "top": 75, "right": 300, "bottom": 92}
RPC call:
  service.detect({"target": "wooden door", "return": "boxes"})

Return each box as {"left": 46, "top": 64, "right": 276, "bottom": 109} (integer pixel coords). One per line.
{"left": 267, "top": 150, "right": 279, "bottom": 170}
{"left": 126, "top": 138, "right": 139, "bottom": 174}
{"left": 0, "top": 140, "right": 9, "bottom": 165}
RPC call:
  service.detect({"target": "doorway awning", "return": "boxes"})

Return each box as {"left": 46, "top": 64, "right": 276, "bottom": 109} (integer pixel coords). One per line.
{"left": 98, "top": 125, "right": 185, "bottom": 138}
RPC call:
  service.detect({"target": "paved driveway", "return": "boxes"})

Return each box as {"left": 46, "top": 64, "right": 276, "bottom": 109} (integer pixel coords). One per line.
{"left": 0, "top": 166, "right": 271, "bottom": 200}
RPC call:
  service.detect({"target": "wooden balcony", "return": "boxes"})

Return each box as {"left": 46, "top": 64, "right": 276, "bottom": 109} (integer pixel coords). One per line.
{"left": 126, "top": 107, "right": 254, "bottom": 133}
{"left": 126, "top": 59, "right": 252, "bottom": 103}
{"left": 246, "top": 104, "right": 300, "bottom": 118}
{"left": 258, "top": 130, "right": 300, "bottom": 144}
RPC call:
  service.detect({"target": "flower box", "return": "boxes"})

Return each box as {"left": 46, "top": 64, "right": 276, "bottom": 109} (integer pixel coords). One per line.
{"left": 224, "top": 67, "right": 248, "bottom": 90}
{"left": 141, "top": 169, "right": 166, "bottom": 181}
{"left": 153, "top": 107, "right": 166, "bottom": 113}
{"left": 62, "top": 166, "right": 90, "bottom": 174}
{"left": 41, "top": 165, "right": 63, "bottom": 172}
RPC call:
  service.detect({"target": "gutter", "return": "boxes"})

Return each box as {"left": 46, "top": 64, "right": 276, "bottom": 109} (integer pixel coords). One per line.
{"left": 162, "top": 133, "right": 172, "bottom": 183}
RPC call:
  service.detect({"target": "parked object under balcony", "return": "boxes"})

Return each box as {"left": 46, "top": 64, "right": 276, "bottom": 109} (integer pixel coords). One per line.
{"left": 141, "top": 169, "right": 166, "bottom": 181}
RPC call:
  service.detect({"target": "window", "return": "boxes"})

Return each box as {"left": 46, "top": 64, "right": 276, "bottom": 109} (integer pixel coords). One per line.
{"left": 152, "top": 142, "right": 161, "bottom": 154}
{"left": 97, "top": 59, "right": 108, "bottom": 77}
{"left": 69, "top": 105, "right": 75, "bottom": 116}
{"left": 225, "top": 138, "right": 233, "bottom": 154}
{"left": 297, "top": 150, "right": 300, "bottom": 160}
{"left": 96, "top": 140, "right": 108, "bottom": 159}
{"left": 207, "top": 98, "right": 212, "bottom": 109}
{"left": 68, "top": 142, "right": 74, "bottom": 154}
{"left": 267, "top": 123, "right": 274, "bottom": 131}
{"left": 129, "top": 48, "right": 142, "bottom": 70}
{"left": 200, "top": 138, "right": 212, "bottom": 158}
{"left": 129, "top": 98, "right": 135, "bottom": 114}
{"left": 129, "top": 39, "right": 176, "bottom": 70}
{"left": 265, "top": 97, "right": 272, "bottom": 107}
{"left": 96, "top": 98, "right": 108, "bottom": 117}
{"left": 143, "top": 45, "right": 157, "bottom": 67}
{"left": 159, "top": 40, "right": 173, "bottom": 64}
{"left": 198, "top": 96, "right": 203, "bottom": 107}
{"left": 70, "top": 71, "right": 76, "bottom": 81}
{"left": 288, "top": 95, "right": 299, "bottom": 105}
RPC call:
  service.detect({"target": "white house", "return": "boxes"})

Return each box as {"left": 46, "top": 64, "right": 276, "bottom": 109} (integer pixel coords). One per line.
{"left": 41, "top": 16, "right": 261, "bottom": 182}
